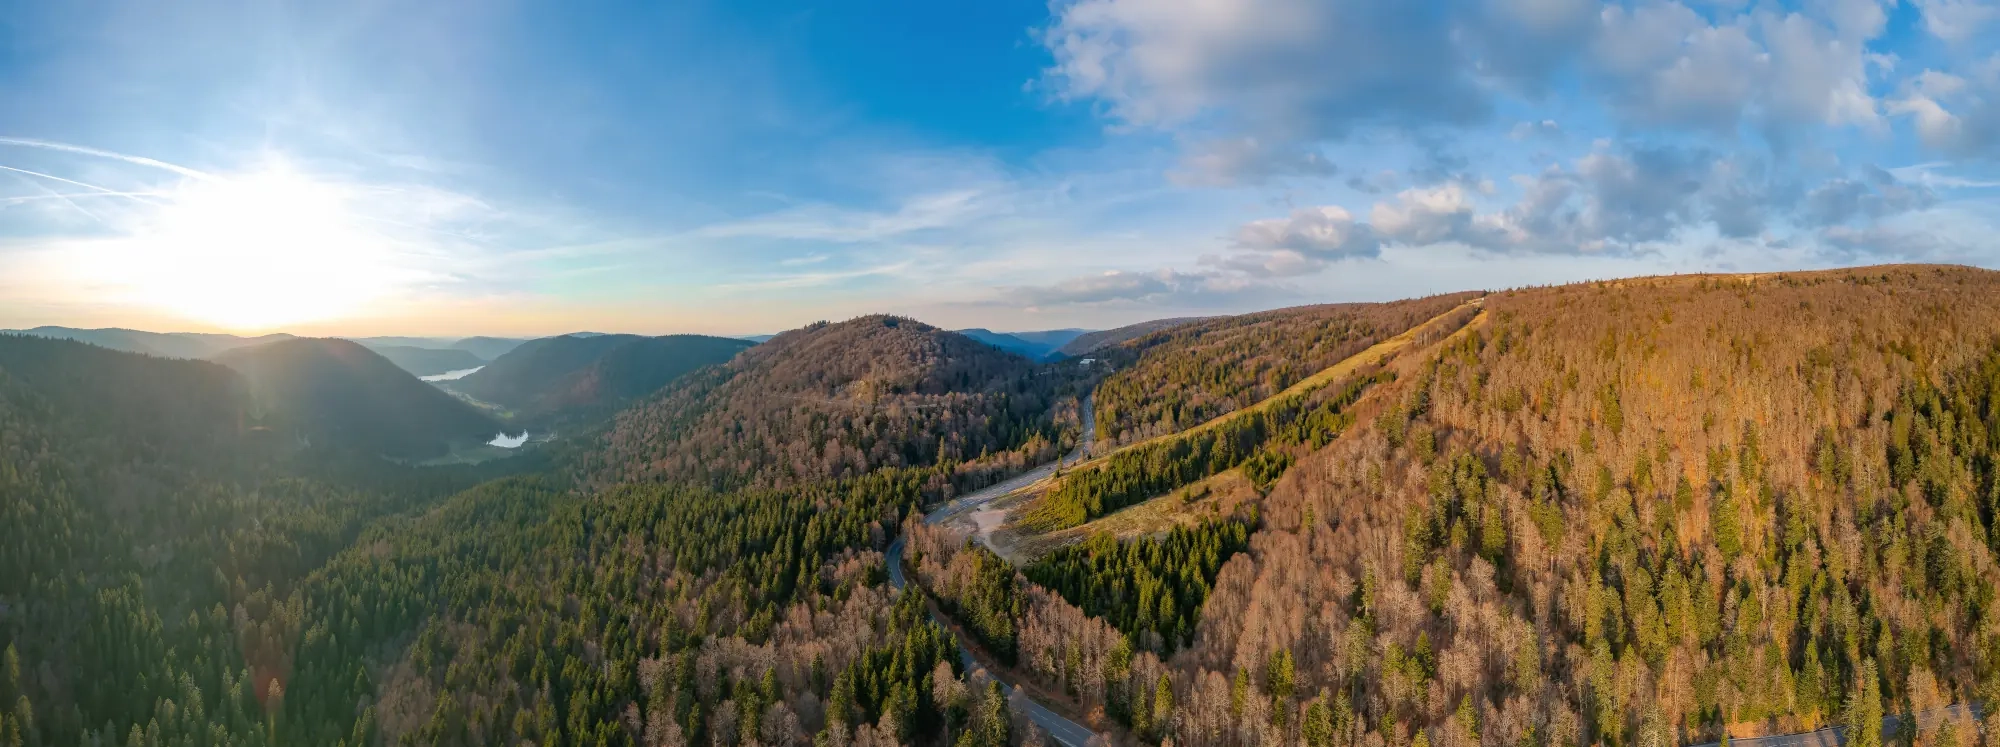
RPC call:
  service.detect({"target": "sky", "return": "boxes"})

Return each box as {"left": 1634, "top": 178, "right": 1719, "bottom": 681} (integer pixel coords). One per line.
{"left": 1, "top": 0, "right": 1998, "bottom": 337}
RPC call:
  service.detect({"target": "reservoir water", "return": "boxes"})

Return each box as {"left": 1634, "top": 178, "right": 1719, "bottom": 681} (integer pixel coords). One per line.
{"left": 489, "top": 431, "right": 530, "bottom": 448}
{"left": 422, "top": 366, "right": 484, "bottom": 382}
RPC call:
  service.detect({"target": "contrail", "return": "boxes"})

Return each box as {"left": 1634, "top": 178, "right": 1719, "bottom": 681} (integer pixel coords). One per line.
{"left": 7, "top": 169, "right": 105, "bottom": 225}
{"left": 0, "top": 137, "right": 213, "bottom": 180}
{"left": 0, "top": 191, "right": 165, "bottom": 205}
{"left": 0, "top": 164, "right": 165, "bottom": 206}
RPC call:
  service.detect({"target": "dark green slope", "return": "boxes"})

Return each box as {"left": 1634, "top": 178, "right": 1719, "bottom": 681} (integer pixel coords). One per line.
{"left": 215, "top": 338, "right": 500, "bottom": 459}
{"left": 454, "top": 333, "right": 750, "bottom": 421}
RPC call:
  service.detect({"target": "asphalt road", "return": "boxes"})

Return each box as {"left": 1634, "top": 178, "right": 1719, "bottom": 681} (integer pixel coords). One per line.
{"left": 884, "top": 396, "right": 1101, "bottom": 747}
{"left": 927, "top": 396, "right": 1094, "bottom": 529}
{"left": 886, "top": 535, "right": 1098, "bottom": 747}
{"left": 1684, "top": 704, "right": 1983, "bottom": 747}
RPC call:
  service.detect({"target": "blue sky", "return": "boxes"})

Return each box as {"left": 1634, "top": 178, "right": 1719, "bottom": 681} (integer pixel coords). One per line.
{"left": 2, "top": 0, "right": 1997, "bottom": 336}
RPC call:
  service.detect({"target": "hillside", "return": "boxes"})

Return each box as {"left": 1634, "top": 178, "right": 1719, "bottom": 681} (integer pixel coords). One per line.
{"left": 0, "top": 333, "right": 255, "bottom": 459}
{"left": 1056, "top": 316, "right": 1204, "bottom": 357}
{"left": 522, "top": 334, "right": 755, "bottom": 421}
{"left": 214, "top": 338, "right": 501, "bottom": 459}
{"left": 453, "top": 334, "right": 646, "bottom": 405}
{"left": 367, "top": 344, "right": 486, "bottom": 376}
{"left": 1151, "top": 265, "right": 2000, "bottom": 747}
{"left": 0, "top": 335, "right": 535, "bottom": 747}
{"left": 452, "top": 333, "right": 751, "bottom": 420}
{"left": 3, "top": 325, "right": 296, "bottom": 359}
{"left": 1090, "top": 292, "right": 1478, "bottom": 446}
{"left": 449, "top": 335, "right": 527, "bottom": 360}
{"left": 595, "top": 315, "right": 1088, "bottom": 490}
{"left": 892, "top": 266, "right": 2000, "bottom": 747}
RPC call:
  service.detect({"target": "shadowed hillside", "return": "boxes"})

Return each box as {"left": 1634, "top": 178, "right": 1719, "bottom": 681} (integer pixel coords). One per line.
{"left": 215, "top": 338, "right": 500, "bottom": 459}
{"left": 453, "top": 333, "right": 752, "bottom": 422}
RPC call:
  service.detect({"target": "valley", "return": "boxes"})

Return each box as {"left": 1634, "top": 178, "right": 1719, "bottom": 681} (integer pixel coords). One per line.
{"left": 8, "top": 266, "right": 2000, "bottom": 747}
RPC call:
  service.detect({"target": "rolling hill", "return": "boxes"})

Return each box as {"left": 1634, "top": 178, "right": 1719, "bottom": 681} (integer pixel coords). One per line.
{"left": 0, "top": 333, "right": 257, "bottom": 460}
{"left": 595, "top": 315, "right": 1085, "bottom": 489}
{"left": 454, "top": 333, "right": 753, "bottom": 422}
{"left": 213, "top": 338, "right": 501, "bottom": 459}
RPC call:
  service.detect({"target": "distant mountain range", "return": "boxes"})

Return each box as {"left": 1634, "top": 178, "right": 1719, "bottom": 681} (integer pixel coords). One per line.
{"left": 0, "top": 325, "right": 299, "bottom": 359}
{"left": 3, "top": 324, "right": 1141, "bottom": 364}
{"left": 954, "top": 328, "right": 1090, "bottom": 361}
{"left": 0, "top": 326, "right": 534, "bottom": 373}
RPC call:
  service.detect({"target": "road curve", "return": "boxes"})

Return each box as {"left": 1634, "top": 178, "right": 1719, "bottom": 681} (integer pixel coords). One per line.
{"left": 886, "top": 535, "right": 1098, "bottom": 747}
{"left": 884, "top": 396, "right": 1101, "bottom": 746}
{"left": 926, "top": 395, "right": 1094, "bottom": 530}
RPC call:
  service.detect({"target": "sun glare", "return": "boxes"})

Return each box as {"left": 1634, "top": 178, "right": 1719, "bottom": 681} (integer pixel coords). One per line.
{"left": 87, "top": 162, "right": 417, "bottom": 331}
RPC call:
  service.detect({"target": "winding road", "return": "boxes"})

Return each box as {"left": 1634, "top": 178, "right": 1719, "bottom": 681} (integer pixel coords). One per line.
{"left": 1685, "top": 704, "right": 1983, "bottom": 747}
{"left": 885, "top": 396, "right": 1100, "bottom": 746}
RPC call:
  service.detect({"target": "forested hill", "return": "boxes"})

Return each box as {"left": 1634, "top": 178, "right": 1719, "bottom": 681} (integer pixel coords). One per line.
{"left": 454, "top": 333, "right": 650, "bottom": 404}
{"left": 0, "top": 335, "right": 523, "bottom": 747}
{"left": 215, "top": 337, "right": 500, "bottom": 459}
{"left": 1167, "top": 265, "right": 2000, "bottom": 747}
{"left": 1089, "top": 292, "right": 1477, "bottom": 446}
{"left": 594, "top": 315, "right": 1087, "bottom": 490}
{"left": 0, "top": 333, "right": 256, "bottom": 460}
{"left": 453, "top": 332, "right": 751, "bottom": 422}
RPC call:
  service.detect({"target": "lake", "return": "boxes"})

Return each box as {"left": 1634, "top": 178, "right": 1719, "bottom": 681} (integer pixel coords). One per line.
{"left": 422, "top": 366, "right": 484, "bottom": 382}
{"left": 489, "top": 431, "right": 530, "bottom": 448}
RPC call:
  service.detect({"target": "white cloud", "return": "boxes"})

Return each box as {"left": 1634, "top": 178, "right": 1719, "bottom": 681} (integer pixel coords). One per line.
{"left": 1888, "top": 58, "right": 2000, "bottom": 156}
{"left": 1235, "top": 206, "right": 1380, "bottom": 258}
{"left": 693, "top": 189, "right": 999, "bottom": 243}
{"left": 1169, "top": 137, "right": 1336, "bottom": 186}
{"left": 1800, "top": 166, "right": 1939, "bottom": 226}
{"left": 1017, "top": 269, "right": 1194, "bottom": 305}
{"left": 1590, "top": 3, "right": 1889, "bottom": 133}
{"left": 1509, "top": 120, "right": 1564, "bottom": 140}
{"left": 1039, "top": 0, "right": 1487, "bottom": 137}
{"left": 1912, "top": 0, "right": 2000, "bottom": 43}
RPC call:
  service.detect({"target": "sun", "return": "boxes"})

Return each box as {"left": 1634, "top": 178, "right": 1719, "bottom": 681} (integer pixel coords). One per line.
{"left": 88, "top": 162, "right": 416, "bottom": 331}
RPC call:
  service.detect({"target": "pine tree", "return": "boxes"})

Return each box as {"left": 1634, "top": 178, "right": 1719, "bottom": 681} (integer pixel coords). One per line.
{"left": 1846, "top": 660, "right": 1883, "bottom": 747}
